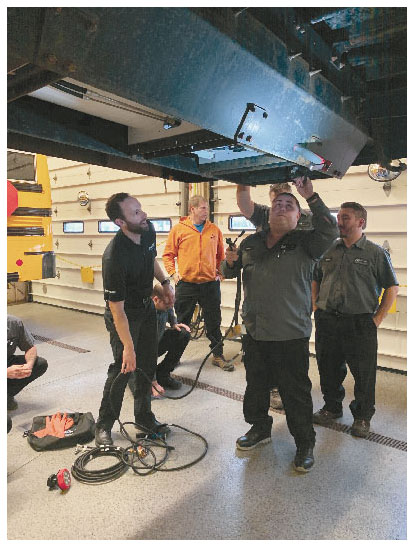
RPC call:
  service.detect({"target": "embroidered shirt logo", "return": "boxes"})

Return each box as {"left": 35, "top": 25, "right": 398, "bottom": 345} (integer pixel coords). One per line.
{"left": 354, "top": 258, "right": 368, "bottom": 265}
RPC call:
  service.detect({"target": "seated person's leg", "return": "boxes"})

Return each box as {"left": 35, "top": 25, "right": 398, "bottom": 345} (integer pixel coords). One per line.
{"left": 156, "top": 328, "right": 190, "bottom": 389}
{"left": 7, "top": 356, "right": 48, "bottom": 410}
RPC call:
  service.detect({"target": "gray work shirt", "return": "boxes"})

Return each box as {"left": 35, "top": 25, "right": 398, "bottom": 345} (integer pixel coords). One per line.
{"left": 7, "top": 315, "right": 35, "bottom": 363}
{"left": 314, "top": 235, "right": 399, "bottom": 314}
{"left": 156, "top": 308, "right": 176, "bottom": 342}
{"left": 222, "top": 194, "right": 338, "bottom": 341}
{"left": 250, "top": 202, "right": 313, "bottom": 232}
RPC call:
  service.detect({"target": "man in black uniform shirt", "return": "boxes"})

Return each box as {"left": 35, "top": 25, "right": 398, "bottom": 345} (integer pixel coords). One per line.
{"left": 95, "top": 192, "right": 174, "bottom": 446}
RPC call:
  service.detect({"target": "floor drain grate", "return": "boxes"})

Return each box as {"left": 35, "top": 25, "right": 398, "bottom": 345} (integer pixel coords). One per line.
{"left": 177, "top": 376, "right": 244, "bottom": 402}
{"left": 377, "top": 365, "right": 407, "bottom": 376}
{"left": 32, "top": 334, "right": 90, "bottom": 353}
{"left": 174, "top": 375, "right": 407, "bottom": 452}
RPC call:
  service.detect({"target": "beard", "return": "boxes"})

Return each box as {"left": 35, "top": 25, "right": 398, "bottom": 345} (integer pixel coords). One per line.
{"left": 125, "top": 219, "right": 149, "bottom": 234}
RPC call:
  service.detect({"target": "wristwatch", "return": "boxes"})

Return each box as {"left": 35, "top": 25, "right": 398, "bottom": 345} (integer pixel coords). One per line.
{"left": 306, "top": 192, "right": 319, "bottom": 203}
{"left": 161, "top": 278, "right": 171, "bottom": 286}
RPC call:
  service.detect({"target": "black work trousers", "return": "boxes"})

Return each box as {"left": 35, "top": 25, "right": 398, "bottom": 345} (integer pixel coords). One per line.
{"left": 128, "top": 326, "right": 191, "bottom": 391}
{"left": 97, "top": 305, "right": 158, "bottom": 431}
{"left": 314, "top": 309, "right": 378, "bottom": 421}
{"left": 156, "top": 327, "right": 191, "bottom": 379}
{"left": 242, "top": 332, "right": 315, "bottom": 449}
{"left": 7, "top": 355, "right": 48, "bottom": 397}
{"left": 175, "top": 280, "right": 223, "bottom": 356}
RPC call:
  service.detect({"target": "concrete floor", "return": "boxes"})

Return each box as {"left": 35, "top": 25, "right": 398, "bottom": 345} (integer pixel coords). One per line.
{"left": 7, "top": 303, "right": 407, "bottom": 540}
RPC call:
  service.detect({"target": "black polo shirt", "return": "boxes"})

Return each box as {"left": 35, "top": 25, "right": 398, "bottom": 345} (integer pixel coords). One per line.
{"left": 102, "top": 222, "right": 157, "bottom": 319}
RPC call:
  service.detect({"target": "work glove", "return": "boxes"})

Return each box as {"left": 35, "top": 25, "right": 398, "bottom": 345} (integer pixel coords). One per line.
{"left": 33, "top": 413, "right": 74, "bottom": 438}
{"left": 51, "top": 412, "right": 74, "bottom": 438}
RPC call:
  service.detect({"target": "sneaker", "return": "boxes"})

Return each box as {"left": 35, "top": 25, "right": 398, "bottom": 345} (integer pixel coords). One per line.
{"left": 157, "top": 375, "right": 182, "bottom": 390}
{"left": 212, "top": 355, "right": 234, "bottom": 372}
{"left": 236, "top": 424, "right": 272, "bottom": 451}
{"left": 351, "top": 419, "right": 370, "bottom": 438}
{"left": 136, "top": 418, "right": 171, "bottom": 439}
{"left": 95, "top": 427, "right": 114, "bottom": 447}
{"left": 269, "top": 388, "right": 284, "bottom": 410}
{"left": 7, "top": 396, "right": 18, "bottom": 411}
{"left": 312, "top": 408, "right": 342, "bottom": 425}
{"left": 293, "top": 447, "right": 315, "bottom": 472}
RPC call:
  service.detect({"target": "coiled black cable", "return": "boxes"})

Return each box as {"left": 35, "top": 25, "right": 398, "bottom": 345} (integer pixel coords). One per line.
{"left": 71, "top": 445, "right": 128, "bottom": 484}
{"left": 71, "top": 368, "right": 210, "bottom": 484}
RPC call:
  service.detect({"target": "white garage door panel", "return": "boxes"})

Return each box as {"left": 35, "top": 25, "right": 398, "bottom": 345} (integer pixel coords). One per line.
{"left": 50, "top": 162, "right": 147, "bottom": 185}
{"left": 53, "top": 236, "right": 108, "bottom": 256}
{"left": 32, "top": 295, "right": 104, "bottom": 315}
{"left": 44, "top": 267, "right": 102, "bottom": 289}
{"left": 51, "top": 195, "right": 180, "bottom": 219}
{"left": 221, "top": 279, "right": 242, "bottom": 301}
{"left": 51, "top": 184, "right": 180, "bottom": 206}
{"left": 358, "top": 206, "right": 407, "bottom": 232}
{"left": 32, "top": 281, "right": 104, "bottom": 305}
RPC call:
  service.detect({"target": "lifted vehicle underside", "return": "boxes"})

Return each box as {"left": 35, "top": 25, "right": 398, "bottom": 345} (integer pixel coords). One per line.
{"left": 8, "top": 7, "right": 406, "bottom": 185}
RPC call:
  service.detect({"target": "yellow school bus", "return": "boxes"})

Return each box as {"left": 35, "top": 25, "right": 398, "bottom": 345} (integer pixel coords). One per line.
{"left": 7, "top": 151, "right": 55, "bottom": 282}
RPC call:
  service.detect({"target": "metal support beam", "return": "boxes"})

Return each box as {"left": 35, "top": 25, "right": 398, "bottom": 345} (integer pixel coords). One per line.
{"left": 8, "top": 7, "right": 369, "bottom": 180}
{"left": 7, "top": 97, "right": 211, "bottom": 183}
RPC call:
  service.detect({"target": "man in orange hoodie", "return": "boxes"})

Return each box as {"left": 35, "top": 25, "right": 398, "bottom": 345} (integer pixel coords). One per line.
{"left": 163, "top": 195, "right": 232, "bottom": 371}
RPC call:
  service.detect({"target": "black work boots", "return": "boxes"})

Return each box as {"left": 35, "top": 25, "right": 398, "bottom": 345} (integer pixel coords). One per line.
{"left": 236, "top": 423, "right": 272, "bottom": 451}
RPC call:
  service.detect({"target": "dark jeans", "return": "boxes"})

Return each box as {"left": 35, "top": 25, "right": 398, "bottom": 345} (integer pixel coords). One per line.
{"left": 242, "top": 332, "right": 315, "bottom": 449}
{"left": 315, "top": 309, "right": 378, "bottom": 421}
{"left": 97, "top": 305, "right": 158, "bottom": 431}
{"left": 175, "top": 280, "right": 223, "bottom": 356}
{"left": 156, "top": 327, "right": 191, "bottom": 379}
{"left": 7, "top": 355, "right": 48, "bottom": 397}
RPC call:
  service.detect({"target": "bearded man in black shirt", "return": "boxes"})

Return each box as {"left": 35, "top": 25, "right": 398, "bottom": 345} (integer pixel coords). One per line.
{"left": 95, "top": 193, "right": 174, "bottom": 446}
